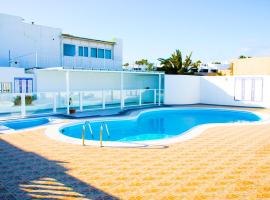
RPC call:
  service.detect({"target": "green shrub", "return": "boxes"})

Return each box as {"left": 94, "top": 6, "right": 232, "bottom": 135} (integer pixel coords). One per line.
{"left": 13, "top": 95, "right": 35, "bottom": 106}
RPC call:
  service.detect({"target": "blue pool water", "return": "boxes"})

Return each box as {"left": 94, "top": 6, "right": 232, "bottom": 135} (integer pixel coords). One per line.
{"left": 60, "top": 108, "right": 261, "bottom": 142}
{"left": 1, "top": 118, "right": 50, "bottom": 130}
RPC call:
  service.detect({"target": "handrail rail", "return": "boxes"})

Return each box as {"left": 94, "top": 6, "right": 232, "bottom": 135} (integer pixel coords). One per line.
{"left": 82, "top": 121, "right": 110, "bottom": 147}
{"left": 99, "top": 122, "right": 110, "bottom": 147}
{"left": 102, "top": 122, "right": 110, "bottom": 139}
{"left": 85, "top": 121, "right": 94, "bottom": 139}
{"left": 82, "top": 121, "right": 94, "bottom": 145}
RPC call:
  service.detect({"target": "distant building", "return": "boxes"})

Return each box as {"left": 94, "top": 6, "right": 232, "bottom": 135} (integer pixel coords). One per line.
{"left": 231, "top": 57, "right": 270, "bottom": 75}
{"left": 195, "top": 63, "right": 230, "bottom": 75}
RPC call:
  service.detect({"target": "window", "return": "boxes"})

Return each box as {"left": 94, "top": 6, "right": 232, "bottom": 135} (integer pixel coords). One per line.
{"left": 78, "top": 46, "right": 83, "bottom": 56}
{"left": 91, "top": 48, "right": 97, "bottom": 58}
{"left": 0, "top": 82, "right": 12, "bottom": 93}
{"left": 79, "top": 46, "right": 88, "bottom": 57}
{"left": 14, "top": 78, "right": 33, "bottom": 93}
{"left": 105, "top": 49, "right": 112, "bottom": 59}
{"left": 98, "top": 48, "right": 105, "bottom": 58}
{"left": 84, "top": 47, "right": 88, "bottom": 57}
{"left": 63, "top": 44, "right": 76, "bottom": 56}
{"left": 234, "top": 77, "right": 263, "bottom": 102}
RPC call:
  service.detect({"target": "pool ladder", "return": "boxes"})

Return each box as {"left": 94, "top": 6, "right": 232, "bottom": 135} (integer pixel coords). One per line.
{"left": 82, "top": 121, "right": 110, "bottom": 147}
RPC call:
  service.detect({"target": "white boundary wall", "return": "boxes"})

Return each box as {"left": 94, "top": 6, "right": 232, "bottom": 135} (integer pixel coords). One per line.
{"left": 164, "top": 75, "right": 200, "bottom": 104}
{"left": 165, "top": 75, "right": 270, "bottom": 108}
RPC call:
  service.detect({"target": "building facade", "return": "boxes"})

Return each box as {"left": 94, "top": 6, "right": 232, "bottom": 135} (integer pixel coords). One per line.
{"left": 62, "top": 34, "right": 122, "bottom": 70}
{"left": 0, "top": 13, "right": 123, "bottom": 94}
{"left": 231, "top": 57, "right": 270, "bottom": 75}
{"left": 0, "top": 13, "right": 122, "bottom": 70}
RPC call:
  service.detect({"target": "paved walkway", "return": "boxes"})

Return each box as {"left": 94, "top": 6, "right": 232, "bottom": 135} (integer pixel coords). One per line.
{"left": 0, "top": 106, "right": 270, "bottom": 199}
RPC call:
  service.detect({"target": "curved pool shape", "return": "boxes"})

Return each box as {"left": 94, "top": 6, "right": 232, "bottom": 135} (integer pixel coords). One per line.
{"left": 60, "top": 108, "right": 261, "bottom": 142}
{"left": 2, "top": 117, "right": 50, "bottom": 130}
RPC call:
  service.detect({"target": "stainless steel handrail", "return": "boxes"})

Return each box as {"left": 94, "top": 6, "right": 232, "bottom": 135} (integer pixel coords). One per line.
{"left": 82, "top": 121, "right": 110, "bottom": 147}
{"left": 103, "top": 122, "right": 110, "bottom": 139}
{"left": 82, "top": 121, "right": 94, "bottom": 145}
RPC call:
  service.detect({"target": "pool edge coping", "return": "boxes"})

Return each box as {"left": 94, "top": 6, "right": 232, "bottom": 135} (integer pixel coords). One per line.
{"left": 44, "top": 107, "right": 270, "bottom": 147}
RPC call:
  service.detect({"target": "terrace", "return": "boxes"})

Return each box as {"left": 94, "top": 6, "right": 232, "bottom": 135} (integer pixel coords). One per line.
{"left": 1, "top": 105, "right": 270, "bottom": 199}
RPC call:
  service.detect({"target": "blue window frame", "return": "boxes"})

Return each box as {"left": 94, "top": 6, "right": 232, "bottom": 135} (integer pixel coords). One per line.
{"left": 91, "top": 48, "right": 97, "bottom": 58}
{"left": 98, "top": 48, "right": 104, "bottom": 58}
{"left": 14, "top": 78, "right": 33, "bottom": 93}
{"left": 63, "top": 44, "right": 76, "bottom": 56}
{"left": 105, "top": 49, "right": 112, "bottom": 59}
{"left": 78, "top": 46, "right": 83, "bottom": 56}
{"left": 84, "top": 47, "right": 88, "bottom": 57}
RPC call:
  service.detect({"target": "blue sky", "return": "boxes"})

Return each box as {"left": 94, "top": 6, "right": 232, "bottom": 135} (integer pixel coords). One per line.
{"left": 1, "top": 0, "right": 270, "bottom": 64}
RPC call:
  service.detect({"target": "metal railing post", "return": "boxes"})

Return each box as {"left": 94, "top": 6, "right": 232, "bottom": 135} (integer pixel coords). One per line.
{"left": 21, "top": 93, "right": 26, "bottom": 117}
{"left": 158, "top": 89, "right": 161, "bottom": 106}
{"left": 79, "top": 91, "right": 83, "bottom": 112}
{"left": 154, "top": 89, "right": 157, "bottom": 104}
{"left": 53, "top": 93, "right": 57, "bottom": 113}
{"left": 66, "top": 92, "right": 70, "bottom": 115}
{"left": 102, "top": 90, "right": 105, "bottom": 109}
{"left": 120, "top": 90, "right": 125, "bottom": 109}
{"left": 139, "top": 89, "right": 142, "bottom": 106}
{"left": 158, "top": 74, "right": 161, "bottom": 106}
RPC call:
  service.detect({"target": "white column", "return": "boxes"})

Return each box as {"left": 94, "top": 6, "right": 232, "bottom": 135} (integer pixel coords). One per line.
{"left": 154, "top": 89, "right": 157, "bottom": 104}
{"left": 79, "top": 91, "right": 83, "bottom": 112}
{"left": 139, "top": 89, "right": 142, "bottom": 106}
{"left": 102, "top": 90, "right": 106, "bottom": 109}
{"left": 35, "top": 52, "right": 38, "bottom": 68}
{"left": 120, "top": 72, "right": 124, "bottom": 109}
{"left": 158, "top": 74, "right": 161, "bottom": 106}
{"left": 66, "top": 71, "right": 70, "bottom": 114}
{"left": 53, "top": 93, "right": 57, "bottom": 113}
{"left": 21, "top": 93, "right": 26, "bottom": 117}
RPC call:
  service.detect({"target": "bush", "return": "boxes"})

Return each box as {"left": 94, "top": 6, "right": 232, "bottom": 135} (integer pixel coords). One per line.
{"left": 13, "top": 95, "right": 35, "bottom": 106}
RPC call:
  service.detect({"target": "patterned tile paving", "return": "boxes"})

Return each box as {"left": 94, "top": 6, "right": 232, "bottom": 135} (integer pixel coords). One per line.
{"left": 0, "top": 106, "right": 270, "bottom": 199}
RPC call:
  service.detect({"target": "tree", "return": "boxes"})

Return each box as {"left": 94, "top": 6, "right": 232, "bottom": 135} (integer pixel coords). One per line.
{"left": 135, "top": 59, "right": 148, "bottom": 66}
{"left": 183, "top": 52, "right": 193, "bottom": 68}
{"left": 158, "top": 49, "right": 199, "bottom": 74}
{"left": 239, "top": 55, "right": 252, "bottom": 59}
{"left": 135, "top": 59, "right": 154, "bottom": 71}
{"left": 123, "top": 63, "right": 129, "bottom": 66}
{"left": 146, "top": 63, "right": 154, "bottom": 71}
{"left": 158, "top": 49, "right": 183, "bottom": 74}
{"left": 192, "top": 60, "right": 202, "bottom": 68}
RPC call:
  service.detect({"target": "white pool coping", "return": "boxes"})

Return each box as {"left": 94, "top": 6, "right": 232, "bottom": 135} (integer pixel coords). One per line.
{"left": 44, "top": 107, "right": 270, "bottom": 147}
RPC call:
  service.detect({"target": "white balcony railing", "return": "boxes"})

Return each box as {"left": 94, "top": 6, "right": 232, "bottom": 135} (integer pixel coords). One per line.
{"left": 0, "top": 89, "right": 164, "bottom": 118}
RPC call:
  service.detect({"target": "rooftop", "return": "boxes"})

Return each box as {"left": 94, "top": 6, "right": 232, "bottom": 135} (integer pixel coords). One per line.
{"left": 62, "top": 33, "right": 116, "bottom": 45}
{"left": 37, "top": 67, "right": 165, "bottom": 75}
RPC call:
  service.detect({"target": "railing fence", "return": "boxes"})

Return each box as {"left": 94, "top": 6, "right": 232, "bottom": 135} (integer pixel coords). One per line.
{"left": 0, "top": 89, "right": 164, "bottom": 118}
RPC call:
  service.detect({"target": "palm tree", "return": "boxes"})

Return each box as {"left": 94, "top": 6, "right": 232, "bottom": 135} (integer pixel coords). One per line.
{"left": 135, "top": 59, "right": 148, "bottom": 66}
{"left": 192, "top": 60, "right": 201, "bottom": 68}
{"left": 183, "top": 52, "right": 193, "bottom": 68}
{"left": 239, "top": 55, "right": 252, "bottom": 59}
{"left": 158, "top": 49, "right": 183, "bottom": 74}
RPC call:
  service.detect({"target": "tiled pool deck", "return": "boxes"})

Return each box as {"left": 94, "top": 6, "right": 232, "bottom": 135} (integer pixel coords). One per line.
{"left": 1, "top": 105, "right": 270, "bottom": 199}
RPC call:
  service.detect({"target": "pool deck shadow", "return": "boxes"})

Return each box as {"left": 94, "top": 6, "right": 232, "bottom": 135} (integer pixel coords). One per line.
{"left": 0, "top": 140, "right": 118, "bottom": 200}
{"left": 1, "top": 105, "right": 270, "bottom": 199}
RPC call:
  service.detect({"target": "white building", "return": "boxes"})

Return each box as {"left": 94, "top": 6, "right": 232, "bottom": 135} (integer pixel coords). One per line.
{"left": 0, "top": 13, "right": 124, "bottom": 94}
{"left": 0, "top": 13, "right": 122, "bottom": 70}
{"left": 62, "top": 34, "right": 122, "bottom": 70}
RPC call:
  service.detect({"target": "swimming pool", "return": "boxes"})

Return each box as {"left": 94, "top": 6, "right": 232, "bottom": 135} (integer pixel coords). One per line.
{"left": 1, "top": 117, "right": 50, "bottom": 130}
{"left": 60, "top": 108, "right": 262, "bottom": 142}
